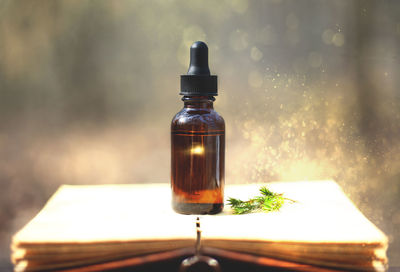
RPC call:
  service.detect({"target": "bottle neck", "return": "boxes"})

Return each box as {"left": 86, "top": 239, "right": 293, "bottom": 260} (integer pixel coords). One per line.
{"left": 182, "top": 96, "right": 215, "bottom": 109}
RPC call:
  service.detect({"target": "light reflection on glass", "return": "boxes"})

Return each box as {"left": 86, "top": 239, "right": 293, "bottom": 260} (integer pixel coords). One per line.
{"left": 191, "top": 146, "right": 204, "bottom": 155}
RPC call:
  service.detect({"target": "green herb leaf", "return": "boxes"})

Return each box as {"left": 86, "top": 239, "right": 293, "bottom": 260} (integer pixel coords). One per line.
{"left": 228, "top": 186, "right": 295, "bottom": 215}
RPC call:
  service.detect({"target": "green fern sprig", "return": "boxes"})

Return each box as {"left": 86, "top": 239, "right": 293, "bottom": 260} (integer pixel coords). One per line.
{"left": 227, "top": 186, "right": 295, "bottom": 215}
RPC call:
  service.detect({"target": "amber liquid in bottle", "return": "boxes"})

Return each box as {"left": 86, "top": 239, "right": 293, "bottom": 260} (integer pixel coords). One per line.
{"left": 171, "top": 96, "right": 225, "bottom": 214}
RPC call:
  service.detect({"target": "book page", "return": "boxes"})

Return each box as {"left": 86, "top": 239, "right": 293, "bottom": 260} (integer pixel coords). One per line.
{"left": 202, "top": 180, "right": 387, "bottom": 243}
{"left": 200, "top": 180, "right": 388, "bottom": 271}
{"left": 13, "top": 184, "right": 196, "bottom": 244}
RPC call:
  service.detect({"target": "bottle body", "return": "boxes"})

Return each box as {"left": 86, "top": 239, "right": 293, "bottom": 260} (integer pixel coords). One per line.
{"left": 171, "top": 96, "right": 225, "bottom": 214}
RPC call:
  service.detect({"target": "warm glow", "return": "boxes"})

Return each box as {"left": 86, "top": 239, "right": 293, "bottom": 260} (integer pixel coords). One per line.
{"left": 191, "top": 146, "right": 204, "bottom": 155}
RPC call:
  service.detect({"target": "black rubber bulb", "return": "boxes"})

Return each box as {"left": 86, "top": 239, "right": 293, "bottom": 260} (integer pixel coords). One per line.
{"left": 187, "top": 41, "right": 211, "bottom": 76}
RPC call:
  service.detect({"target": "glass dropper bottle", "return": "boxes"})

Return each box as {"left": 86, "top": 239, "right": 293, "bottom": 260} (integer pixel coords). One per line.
{"left": 171, "top": 41, "right": 225, "bottom": 215}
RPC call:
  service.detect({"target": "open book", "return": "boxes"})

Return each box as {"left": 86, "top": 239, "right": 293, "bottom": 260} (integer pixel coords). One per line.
{"left": 11, "top": 181, "right": 388, "bottom": 272}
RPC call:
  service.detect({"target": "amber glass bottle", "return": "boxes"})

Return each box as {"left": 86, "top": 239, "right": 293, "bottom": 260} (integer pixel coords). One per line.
{"left": 171, "top": 41, "right": 225, "bottom": 214}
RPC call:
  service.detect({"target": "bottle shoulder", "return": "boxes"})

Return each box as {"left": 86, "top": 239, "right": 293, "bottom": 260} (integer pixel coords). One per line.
{"left": 171, "top": 108, "right": 225, "bottom": 131}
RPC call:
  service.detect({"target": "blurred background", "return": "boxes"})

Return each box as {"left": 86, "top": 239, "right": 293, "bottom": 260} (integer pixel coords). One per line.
{"left": 0, "top": 0, "right": 399, "bottom": 270}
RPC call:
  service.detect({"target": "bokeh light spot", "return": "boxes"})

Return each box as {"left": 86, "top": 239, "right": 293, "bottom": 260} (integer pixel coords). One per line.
{"left": 332, "top": 33, "right": 345, "bottom": 47}
{"left": 250, "top": 46, "right": 263, "bottom": 61}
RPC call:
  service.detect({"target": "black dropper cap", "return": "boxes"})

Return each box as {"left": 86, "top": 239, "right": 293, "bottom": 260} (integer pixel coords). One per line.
{"left": 180, "top": 41, "right": 218, "bottom": 96}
